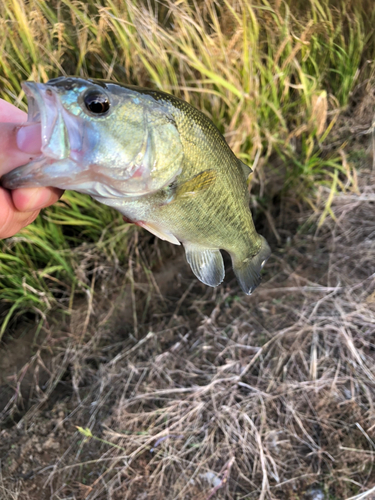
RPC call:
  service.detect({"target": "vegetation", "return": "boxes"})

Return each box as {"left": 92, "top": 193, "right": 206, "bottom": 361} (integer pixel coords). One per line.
{"left": 0, "top": 1, "right": 374, "bottom": 498}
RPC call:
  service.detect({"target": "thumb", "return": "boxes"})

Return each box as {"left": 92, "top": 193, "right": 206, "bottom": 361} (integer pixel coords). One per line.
{"left": 0, "top": 122, "right": 41, "bottom": 175}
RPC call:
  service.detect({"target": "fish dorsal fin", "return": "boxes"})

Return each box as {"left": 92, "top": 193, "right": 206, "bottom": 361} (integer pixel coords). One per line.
{"left": 184, "top": 244, "right": 224, "bottom": 287}
{"left": 238, "top": 159, "right": 253, "bottom": 180}
{"left": 168, "top": 169, "right": 217, "bottom": 202}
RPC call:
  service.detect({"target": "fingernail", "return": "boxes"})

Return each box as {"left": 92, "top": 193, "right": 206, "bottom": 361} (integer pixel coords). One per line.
{"left": 16, "top": 123, "right": 42, "bottom": 154}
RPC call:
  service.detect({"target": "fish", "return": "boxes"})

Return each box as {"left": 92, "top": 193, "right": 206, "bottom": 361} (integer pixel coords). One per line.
{"left": 1, "top": 77, "right": 271, "bottom": 294}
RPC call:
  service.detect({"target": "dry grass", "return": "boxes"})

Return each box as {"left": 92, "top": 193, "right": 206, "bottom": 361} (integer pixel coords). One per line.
{"left": 1, "top": 167, "right": 374, "bottom": 499}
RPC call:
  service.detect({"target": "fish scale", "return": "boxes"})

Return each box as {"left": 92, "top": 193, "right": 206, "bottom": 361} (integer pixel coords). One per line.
{"left": 2, "top": 77, "right": 271, "bottom": 294}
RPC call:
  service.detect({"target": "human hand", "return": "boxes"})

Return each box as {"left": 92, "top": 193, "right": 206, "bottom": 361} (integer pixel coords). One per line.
{"left": 0, "top": 98, "right": 63, "bottom": 239}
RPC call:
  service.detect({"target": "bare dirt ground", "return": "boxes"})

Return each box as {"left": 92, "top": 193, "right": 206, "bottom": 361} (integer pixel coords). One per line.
{"left": 0, "top": 164, "right": 375, "bottom": 499}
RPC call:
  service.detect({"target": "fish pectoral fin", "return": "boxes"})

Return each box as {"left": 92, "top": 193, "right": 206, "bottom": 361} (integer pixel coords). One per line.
{"left": 177, "top": 169, "right": 217, "bottom": 198}
{"left": 184, "top": 244, "right": 224, "bottom": 287}
{"left": 231, "top": 235, "right": 271, "bottom": 295}
{"left": 167, "top": 169, "right": 217, "bottom": 203}
{"left": 137, "top": 221, "right": 180, "bottom": 245}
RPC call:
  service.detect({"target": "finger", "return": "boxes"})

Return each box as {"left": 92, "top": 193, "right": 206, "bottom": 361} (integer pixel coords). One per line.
{"left": 16, "top": 123, "right": 42, "bottom": 153}
{"left": 0, "top": 98, "right": 27, "bottom": 123}
{"left": 0, "top": 187, "right": 39, "bottom": 239}
{"left": 0, "top": 122, "right": 42, "bottom": 175}
{"left": 12, "top": 186, "right": 63, "bottom": 212}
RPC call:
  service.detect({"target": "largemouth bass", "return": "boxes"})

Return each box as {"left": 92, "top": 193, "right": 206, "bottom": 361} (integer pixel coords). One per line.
{"left": 2, "top": 77, "right": 271, "bottom": 293}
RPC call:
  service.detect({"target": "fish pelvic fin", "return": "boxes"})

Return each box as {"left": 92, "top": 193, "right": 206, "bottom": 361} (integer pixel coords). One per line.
{"left": 137, "top": 221, "right": 180, "bottom": 245}
{"left": 184, "top": 244, "right": 225, "bottom": 287}
{"left": 232, "top": 235, "right": 271, "bottom": 295}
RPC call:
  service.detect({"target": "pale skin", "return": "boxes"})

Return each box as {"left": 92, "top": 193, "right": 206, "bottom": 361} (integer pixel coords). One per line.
{"left": 0, "top": 98, "right": 63, "bottom": 238}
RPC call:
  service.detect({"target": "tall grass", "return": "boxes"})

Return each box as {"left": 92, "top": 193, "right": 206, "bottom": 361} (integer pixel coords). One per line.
{"left": 0, "top": 0, "right": 374, "bottom": 328}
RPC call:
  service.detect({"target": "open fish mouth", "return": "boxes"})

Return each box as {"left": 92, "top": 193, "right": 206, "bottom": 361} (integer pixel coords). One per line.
{"left": 1, "top": 82, "right": 83, "bottom": 191}
{"left": 23, "top": 81, "right": 70, "bottom": 161}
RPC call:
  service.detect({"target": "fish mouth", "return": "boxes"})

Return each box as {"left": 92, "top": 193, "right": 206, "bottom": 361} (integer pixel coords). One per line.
{"left": 2, "top": 82, "right": 79, "bottom": 190}
{"left": 23, "top": 81, "right": 70, "bottom": 160}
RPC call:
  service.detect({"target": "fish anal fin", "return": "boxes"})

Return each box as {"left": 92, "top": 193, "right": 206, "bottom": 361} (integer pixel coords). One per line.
{"left": 232, "top": 235, "right": 271, "bottom": 295}
{"left": 137, "top": 221, "right": 180, "bottom": 245}
{"left": 184, "top": 244, "right": 224, "bottom": 287}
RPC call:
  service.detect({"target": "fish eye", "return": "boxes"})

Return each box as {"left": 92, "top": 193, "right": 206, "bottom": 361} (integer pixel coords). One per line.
{"left": 83, "top": 91, "right": 110, "bottom": 115}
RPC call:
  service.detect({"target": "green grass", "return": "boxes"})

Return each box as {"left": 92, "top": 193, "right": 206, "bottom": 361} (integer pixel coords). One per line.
{"left": 0, "top": 0, "right": 374, "bottom": 327}
{"left": 0, "top": 191, "right": 132, "bottom": 338}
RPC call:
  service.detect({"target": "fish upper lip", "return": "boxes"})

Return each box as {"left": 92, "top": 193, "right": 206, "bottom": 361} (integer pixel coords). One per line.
{"left": 22, "top": 82, "right": 42, "bottom": 124}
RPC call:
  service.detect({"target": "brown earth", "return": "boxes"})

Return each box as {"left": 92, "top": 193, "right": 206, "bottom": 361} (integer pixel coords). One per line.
{"left": 0, "top": 163, "right": 375, "bottom": 499}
